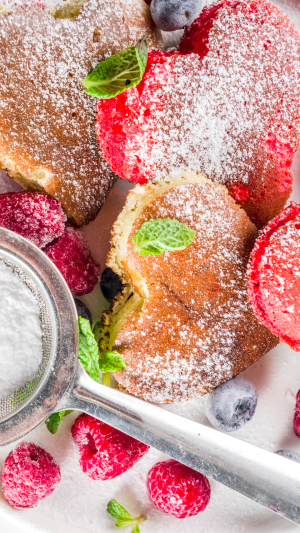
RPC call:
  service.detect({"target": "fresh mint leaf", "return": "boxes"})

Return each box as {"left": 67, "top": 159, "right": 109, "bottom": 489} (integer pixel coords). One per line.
{"left": 116, "top": 518, "right": 138, "bottom": 528}
{"left": 131, "top": 526, "right": 141, "bottom": 533}
{"left": 107, "top": 499, "right": 133, "bottom": 521}
{"left": 99, "top": 351, "right": 127, "bottom": 373}
{"left": 132, "top": 218, "right": 196, "bottom": 256}
{"left": 78, "top": 316, "right": 100, "bottom": 382}
{"left": 45, "top": 410, "right": 73, "bottom": 434}
{"left": 107, "top": 499, "right": 146, "bottom": 531}
{"left": 46, "top": 316, "right": 101, "bottom": 434}
{"left": 93, "top": 320, "right": 103, "bottom": 343}
{"left": 82, "top": 35, "right": 148, "bottom": 99}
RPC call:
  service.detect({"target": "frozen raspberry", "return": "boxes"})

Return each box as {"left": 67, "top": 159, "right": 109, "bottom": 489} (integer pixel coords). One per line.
{"left": 1, "top": 442, "right": 61, "bottom": 509}
{"left": 294, "top": 414, "right": 300, "bottom": 438}
{"left": 147, "top": 459, "right": 210, "bottom": 518}
{"left": 294, "top": 390, "right": 300, "bottom": 438}
{"left": 71, "top": 413, "right": 149, "bottom": 480}
{"left": 44, "top": 227, "right": 100, "bottom": 295}
{"left": 295, "top": 389, "right": 300, "bottom": 411}
{"left": 0, "top": 191, "right": 66, "bottom": 248}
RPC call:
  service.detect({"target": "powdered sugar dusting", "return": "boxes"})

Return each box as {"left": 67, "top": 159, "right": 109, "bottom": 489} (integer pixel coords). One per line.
{"left": 155, "top": 3, "right": 300, "bottom": 181}
{"left": 0, "top": 0, "right": 161, "bottom": 225}
{"left": 97, "top": 0, "right": 300, "bottom": 227}
{"left": 114, "top": 181, "right": 277, "bottom": 403}
{"left": 258, "top": 214, "right": 300, "bottom": 340}
{"left": 0, "top": 261, "right": 42, "bottom": 400}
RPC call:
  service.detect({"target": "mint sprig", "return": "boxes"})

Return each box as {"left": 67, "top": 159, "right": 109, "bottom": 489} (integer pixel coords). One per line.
{"left": 45, "top": 410, "right": 74, "bottom": 435}
{"left": 78, "top": 316, "right": 100, "bottom": 383}
{"left": 82, "top": 35, "right": 148, "bottom": 99}
{"left": 45, "top": 316, "right": 100, "bottom": 434}
{"left": 132, "top": 218, "right": 196, "bottom": 256}
{"left": 93, "top": 320, "right": 103, "bottom": 343}
{"left": 99, "top": 351, "right": 127, "bottom": 373}
{"left": 107, "top": 499, "right": 146, "bottom": 532}
{"left": 99, "top": 351, "right": 126, "bottom": 387}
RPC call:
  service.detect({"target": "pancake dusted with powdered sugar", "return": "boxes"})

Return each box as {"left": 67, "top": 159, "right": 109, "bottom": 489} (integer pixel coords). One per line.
{"left": 100, "top": 172, "right": 277, "bottom": 403}
{"left": 0, "top": 0, "right": 162, "bottom": 225}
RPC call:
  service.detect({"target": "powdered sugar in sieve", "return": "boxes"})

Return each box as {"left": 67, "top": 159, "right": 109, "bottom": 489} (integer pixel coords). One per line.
{"left": 0, "top": 256, "right": 52, "bottom": 419}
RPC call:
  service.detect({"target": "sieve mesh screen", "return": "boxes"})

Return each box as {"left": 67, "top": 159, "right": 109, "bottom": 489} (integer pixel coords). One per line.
{"left": 0, "top": 258, "right": 53, "bottom": 420}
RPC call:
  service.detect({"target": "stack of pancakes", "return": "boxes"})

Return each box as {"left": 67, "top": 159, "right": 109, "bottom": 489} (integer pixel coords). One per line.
{"left": 2, "top": 0, "right": 297, "bottom": 403}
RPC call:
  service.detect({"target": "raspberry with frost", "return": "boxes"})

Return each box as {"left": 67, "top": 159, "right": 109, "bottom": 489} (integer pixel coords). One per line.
{"left": 44, "top": 226, "right": 100, "bottom": 295}
{"left": 294, "top": 390, "right": 300, "bottom": 437}
{"left": 147, "top": 459, "right": 211, "bottom": 518}
{"left": 0, "top": 191, "right": 66, "bottom": 248}
{"left": 71, "top": 413, "right": 149, "bottom": 480}
{"left": 1, "top": 442, "right": 61, "bottom": 509}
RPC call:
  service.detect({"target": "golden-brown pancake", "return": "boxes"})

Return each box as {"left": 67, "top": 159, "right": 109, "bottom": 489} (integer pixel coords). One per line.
{"left": 100, "top": 172, "right": 277, "bottom": 403}
{"left": 0, "top": 0, "right": 162, "bottom": 225}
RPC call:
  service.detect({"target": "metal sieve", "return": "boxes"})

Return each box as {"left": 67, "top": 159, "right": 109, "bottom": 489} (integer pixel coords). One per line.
{"left": 1, "top": 227, "right": 300, "bottom": 525}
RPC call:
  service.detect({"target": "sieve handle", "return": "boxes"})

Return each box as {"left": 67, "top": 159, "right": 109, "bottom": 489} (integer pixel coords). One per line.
{"left": 57, "top": 362, "right": 300, "bottom": 525}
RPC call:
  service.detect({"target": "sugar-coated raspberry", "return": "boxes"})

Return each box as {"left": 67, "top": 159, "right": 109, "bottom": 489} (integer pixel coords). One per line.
{"left": 71, "top": 413, "right": 149, "bottom": 480}
{"left": 294, "top": 390, "right": 300, "bottom": 438}
{"left": 0, "top": 191, "right": 66, "bottom": 248}
{"left": 44, "top": 227, "right": 100, "bottom": 295}
{"left": 295, "top": 390, "right": 300, "bottom": 411}
{"left": 294, "top": 413, "right": 300, "bottom": 438}
{"left": 147, "top": 459, "right": 211, "bottom": 518}
{"left": 1, "top": 442, "right": 61, "bottom": 509}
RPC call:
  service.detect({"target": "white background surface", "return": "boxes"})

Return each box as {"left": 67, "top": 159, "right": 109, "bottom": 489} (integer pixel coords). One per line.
{"left": 2, "top": 0, "right": 300, "bottom": 532}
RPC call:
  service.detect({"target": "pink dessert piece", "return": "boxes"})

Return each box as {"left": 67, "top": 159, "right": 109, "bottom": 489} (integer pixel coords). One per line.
{"left": 248, "top": 202, "right": 300, "bottom": 350}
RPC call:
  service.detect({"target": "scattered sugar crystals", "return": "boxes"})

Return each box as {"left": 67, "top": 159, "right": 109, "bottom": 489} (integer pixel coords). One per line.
{"left": 0, "top": 261, "right": 42, "bottom": 400}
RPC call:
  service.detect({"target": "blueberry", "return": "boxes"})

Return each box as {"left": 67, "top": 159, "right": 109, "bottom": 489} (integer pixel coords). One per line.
{"left": 100, "top": 267, "right": 122, "bottom": 303}
{"left": 150, "top": 0, "right": 202, "bottom": 32}
{"left": 206, "top": 378, "right": 258, "bottom": 432}
{"left": 74, "top": 298, "right": 92, "bottom": 326}
{"left": 275, "top": 449, "right": 300, "bottom": 464}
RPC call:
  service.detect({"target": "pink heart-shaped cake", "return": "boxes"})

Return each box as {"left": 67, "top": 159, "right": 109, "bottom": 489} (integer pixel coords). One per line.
{"left": 96, "top": 0, "right": 300, "bottom": 228}
{"left": 0, "top": 0, "right": 162, "bottom": 225}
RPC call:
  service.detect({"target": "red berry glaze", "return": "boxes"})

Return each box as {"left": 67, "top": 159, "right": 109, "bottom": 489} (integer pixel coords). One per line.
{"left": 147, "top": 459, "right": 211, "bottom": 518}
{"left": 0, "top": 191, "right": 66, "bottom": 248}
{"left": 96, "top": 0, "right": 300, "bottom": 229}
{"left": 1, "top": 442, "right": 61, "bottom": 509}
{"left": 71, "top": 414, "right": 149, "bottom": 480}
{"left": 44, "top": 226, "right": 100, "bottom": 295}
{"left": 248, "top": 202, "right": 300, "bottom": 350}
